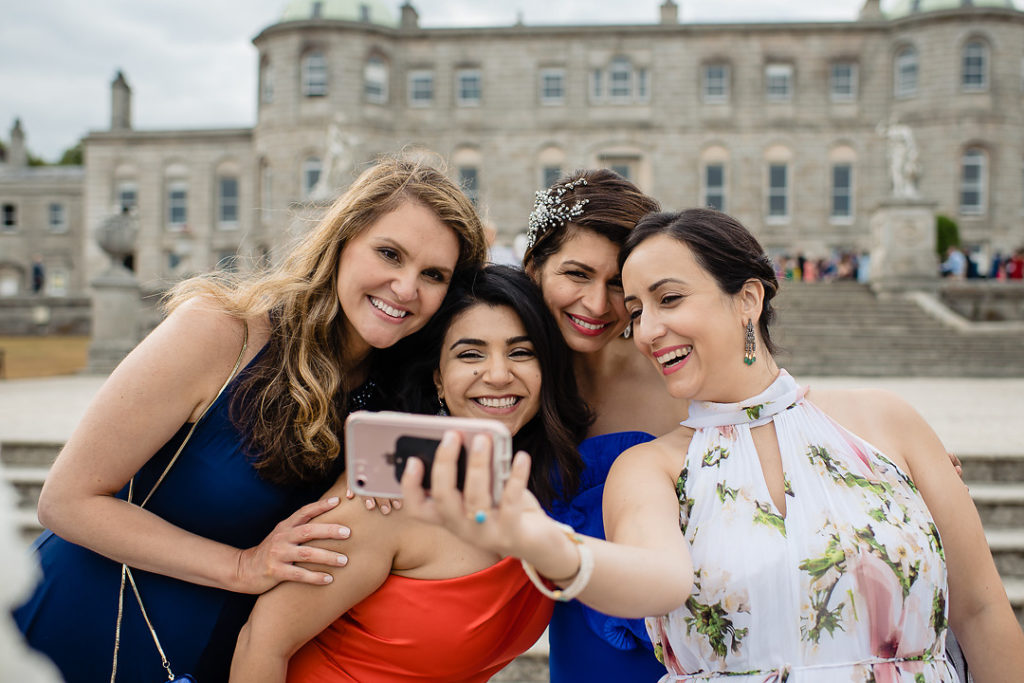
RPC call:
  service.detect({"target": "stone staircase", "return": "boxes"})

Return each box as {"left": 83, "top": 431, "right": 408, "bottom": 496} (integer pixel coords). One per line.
{"left": 773, "top": 282, "right": 1024, "bottom": 377}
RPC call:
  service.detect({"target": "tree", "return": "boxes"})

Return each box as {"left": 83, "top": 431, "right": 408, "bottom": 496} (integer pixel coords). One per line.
{"left": 58, "top": 143, "right": 83, "bottom": 166}
{"left": 935, "top": 214, "right": 960, "bottom": 256}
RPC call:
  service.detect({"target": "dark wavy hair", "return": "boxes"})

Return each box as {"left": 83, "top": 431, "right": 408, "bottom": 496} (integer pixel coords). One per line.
{"left": 380, "top": 265, "right": 592, "bottom": 507}
{"left": 522, "top": 168, "right": 661, "bottom": 273}
{"left": 619, "top": 208, "right": 780, "bottom": 354}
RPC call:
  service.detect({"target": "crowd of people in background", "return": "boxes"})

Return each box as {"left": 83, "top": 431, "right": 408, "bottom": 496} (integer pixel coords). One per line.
{"left": 770, "top": 246, "right": 1024, "bottom": 283}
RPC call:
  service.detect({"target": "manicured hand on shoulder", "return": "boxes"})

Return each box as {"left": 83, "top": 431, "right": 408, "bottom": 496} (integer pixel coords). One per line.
{"left": 234, "top": 496, "right": 351, "bottom": 593}
{"left": 345, "top": 488, "right": 402, "bottom": 515}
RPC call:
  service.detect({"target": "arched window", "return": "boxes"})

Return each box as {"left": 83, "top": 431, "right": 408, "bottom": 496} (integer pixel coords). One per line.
{"left": 591, "top": 56, "right": 649, "bottom": 104}
{"left": 302, "top": 51, "right": 327, "bottom": 97}
{"left": 260, "top": 56, "right": 274, "bottom": 104}
{"left": 894, "top": 46, "right": 918, "bottom": 97}
{"left": 699, "top": 146, "right": 729, "bottom": 212}
{"left": 828, "top": 146, "right": 857, "bottom": 223}
{"left": 302, "top": 157, "right": 322, "bottom": 198}
{"left": 453, "top": 147, "right": 483, "bottom": 206}
{"left": 364, "top": 54, "right": 389, "bottom": 104}
{"left": 764, "top": 145, "right": 793, "bottom": 223}
{"left": 962, "top": 40, "right": 988, "bottom": 91}
{"left": 960, "top": 148, "right": 986, "bottom": 216}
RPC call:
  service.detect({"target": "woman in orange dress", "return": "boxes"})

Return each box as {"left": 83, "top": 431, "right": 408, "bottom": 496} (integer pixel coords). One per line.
{"left": 229, "top": 265, "right": 592, "bottom": 682}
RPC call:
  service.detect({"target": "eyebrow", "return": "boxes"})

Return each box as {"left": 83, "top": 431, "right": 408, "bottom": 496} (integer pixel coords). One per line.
{"left": 559, "top": 259, "right": 597, "bottom": 274}
{"left": 623, "top": 278, "right": 687, "bottom": 305}
{"left": 449, "top": 335, "right": 532, "bottom": 351}
{"left": 377, "top": 237, "right": 454, "bottom": 277}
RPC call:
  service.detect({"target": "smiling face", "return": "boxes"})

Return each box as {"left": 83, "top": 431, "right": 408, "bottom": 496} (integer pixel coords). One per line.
{"left": 531, "top": 229, "right": 628, "bottom": 354}
{"left": 623, "top": 234, "right": 765, "bottom": 403}
{"left": 337, "top": 200, "right": 460, "bottom": 360}
{"left": 434, "top": 303, "right": 542, "bottom": 437}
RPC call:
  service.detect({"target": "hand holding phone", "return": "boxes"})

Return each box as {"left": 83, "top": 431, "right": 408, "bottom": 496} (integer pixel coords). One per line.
{"left": 345, "top": 411, "right": 513, "bottom": 500}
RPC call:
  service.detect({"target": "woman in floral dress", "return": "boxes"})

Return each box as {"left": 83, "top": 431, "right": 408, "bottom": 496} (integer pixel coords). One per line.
{"left": 403, "top": 207, "right": 1024, "bottom": 681}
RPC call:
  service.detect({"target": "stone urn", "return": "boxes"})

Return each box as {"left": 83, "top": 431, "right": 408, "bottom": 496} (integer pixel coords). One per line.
{"left": 95, "top": 210, "right": 138, "bottom": 274}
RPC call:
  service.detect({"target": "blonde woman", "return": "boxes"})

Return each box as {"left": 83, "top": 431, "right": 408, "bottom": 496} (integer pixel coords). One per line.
{"left": 15, "top": 158, "right": 488, "bottom": 682}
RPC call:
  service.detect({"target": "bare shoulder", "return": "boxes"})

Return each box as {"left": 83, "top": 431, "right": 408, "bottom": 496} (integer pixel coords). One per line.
{"left": 612, "top": 426, "right": 693, "bottom": 480}
{"left": 306, "top": 479, "right": 404, "bottom": 557}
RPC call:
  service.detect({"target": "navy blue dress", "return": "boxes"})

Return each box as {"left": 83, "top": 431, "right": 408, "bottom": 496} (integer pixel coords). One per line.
{"left": 546, "top": 431, "right": 667, "bottom": 683}
{"left": 14, "top": 349, "right": 376, "bottom": 682}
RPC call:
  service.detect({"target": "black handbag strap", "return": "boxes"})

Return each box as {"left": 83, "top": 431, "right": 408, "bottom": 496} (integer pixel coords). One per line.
{"left": 111, "top": 321, "right": 249, "bottom": 682}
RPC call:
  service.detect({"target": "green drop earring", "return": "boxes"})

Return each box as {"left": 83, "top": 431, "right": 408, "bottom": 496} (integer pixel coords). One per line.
{"left": 743, "top": 319, "right": 756, "bottom": 366}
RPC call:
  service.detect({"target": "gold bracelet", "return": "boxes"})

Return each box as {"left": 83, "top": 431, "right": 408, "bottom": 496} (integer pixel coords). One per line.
{"left": 520, "top": 522, "right": 595, "bottom": 602}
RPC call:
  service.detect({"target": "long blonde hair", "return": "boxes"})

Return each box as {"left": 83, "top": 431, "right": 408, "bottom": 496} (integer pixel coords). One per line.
{"left": 167, "top": 157, "right": 487, "bottom": 485}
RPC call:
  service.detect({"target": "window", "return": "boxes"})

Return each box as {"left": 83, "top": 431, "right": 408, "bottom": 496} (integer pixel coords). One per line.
{"left": 831, "top": 163, "right": 853, "bottom": 220}
{"left": 364, "top": 55, "right": 388, "bottom": 104}
{"left": 609, "top": 57, "right": 632, "bottom": 100}
{"left": 45, "top": 266, "right": 68, "bottom": 297}
{"left": 703, "top": 164, "right": 726, "bottom": 212}
{"left": 302, "top": 157, "right": 322, "bottom": 198}
{"left": 540, "top": 68, "right": 565, "bottom": 105}
{"left": 765, "top": 64, "right": 793, "bottom": 101}
{"left": 542, "top": 165, "right": 562, "bottom": 190}
{"left": 962, "top": 41, "right": 987, "bottom": 91}
{"left": 458, "top": 166, "right": 479, "bottom": 205}
{"left": 302, "top": 51, "right": 328, "bottom": 97}
{"left": 768, "top": 164, "right": 788, "bottom": 219}
{"left": 167, "top": 182, "right": 188, "bottom": 230}
{"left": 116, "top": 182, "right": 137, "bottom": 213}
{"left": 408, "top": 70, "right": 433, "bottom": 106}
{"left": 830, "top": 62, "right": 857, "bottom": 101}
{"left": 960, "top": 149, "right": 986, "bottom": 215}
{"left": 600, "top": 156, "right": 638, "bottom": 181}
{"left": 48, "top": 202, "right": 67, "bottom": 232}
{"left": 261, "top": 164, "right": 273, "bottom": 216}
{"left": 260, "top": 59, "right": 274, "bottom": 104}
{"left": 218, "top": 177, "right": 239, "bottom": 227}
{"left": 592, "top": 57, "right": 648, "bottom": 104}
{"left": 456, "top": 69, "right": 481, "bottom": 106}
{"left": 1, "top": 203, "right": 16, "bottom": 231}
{"left": 895, "top": 47, "right": 918, "bottom": 97}
{"left": 703, "top": 64, "right": 729, "bottom": 103}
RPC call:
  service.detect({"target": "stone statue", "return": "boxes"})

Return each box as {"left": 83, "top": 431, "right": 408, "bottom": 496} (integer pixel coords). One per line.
{"left": 877, "top": 116, "right": 921, "bottom": 200}
{"left": 310, "top": 114, "right": 360, "bottom": 201}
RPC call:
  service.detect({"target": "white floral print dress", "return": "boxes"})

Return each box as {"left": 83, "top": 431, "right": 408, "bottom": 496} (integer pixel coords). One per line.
{"left": 647, "top": 371, "right": 956, "bottom": 682}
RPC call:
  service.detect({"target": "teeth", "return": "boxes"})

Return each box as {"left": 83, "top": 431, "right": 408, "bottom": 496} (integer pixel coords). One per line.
{"left": 475, "top": 396, "right": 519, "bottom": 408}
{"left": 370, "top": 297, "right": 408, "bottom": 318}
{"left": 568, "top": 314, "right": 607, "bottom": 331}
{"left": 657, "top": 346, "right": 692, "bottom": 365}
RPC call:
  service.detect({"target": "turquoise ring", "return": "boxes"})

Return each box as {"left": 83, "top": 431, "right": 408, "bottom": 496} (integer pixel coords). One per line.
{"left": 473, "top": 510, "right": 487, "bottom": 524}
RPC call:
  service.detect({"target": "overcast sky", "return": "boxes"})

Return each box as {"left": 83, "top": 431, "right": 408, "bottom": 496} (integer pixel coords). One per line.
{"left": 0, "top": 1, "right": 963, "bottom": 161}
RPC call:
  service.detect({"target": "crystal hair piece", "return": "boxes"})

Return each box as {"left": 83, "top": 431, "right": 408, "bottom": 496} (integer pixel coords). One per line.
{"left": 526, "top": 178, "right": 590, "bottom": 250}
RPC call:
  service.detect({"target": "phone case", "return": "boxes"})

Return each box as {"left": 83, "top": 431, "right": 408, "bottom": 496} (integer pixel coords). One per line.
{"left": 345, "top": 411, "right": 513, "bottom": 500}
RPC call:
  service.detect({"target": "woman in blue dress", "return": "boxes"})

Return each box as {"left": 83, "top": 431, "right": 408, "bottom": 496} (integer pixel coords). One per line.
{"left": 13, "top": 157, "right": 488, "bottom": 682}
{"left": 523, "top": 169, "right": 686, "bottom": 682}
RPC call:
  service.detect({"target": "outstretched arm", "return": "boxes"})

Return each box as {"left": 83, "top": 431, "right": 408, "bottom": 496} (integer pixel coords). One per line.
{"left": 37, "top": 299, "right": 349, "bottom": 593}
{"left": 401, "top": 432, "right": 692, "bottom": 618}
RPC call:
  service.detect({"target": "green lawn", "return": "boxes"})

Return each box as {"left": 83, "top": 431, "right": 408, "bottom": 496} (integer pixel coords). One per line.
{"left": 0, "top": 336, "right": 90, "bottom": 379}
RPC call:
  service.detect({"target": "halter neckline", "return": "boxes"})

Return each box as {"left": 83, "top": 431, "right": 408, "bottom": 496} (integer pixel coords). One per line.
{"left": 680, "top": 370, "right": 807, "bottom": 429}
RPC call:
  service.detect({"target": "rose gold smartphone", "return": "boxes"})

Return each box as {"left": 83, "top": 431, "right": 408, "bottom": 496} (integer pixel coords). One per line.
{"left": 344, "top": 411, "right": 513, "bottom": 500}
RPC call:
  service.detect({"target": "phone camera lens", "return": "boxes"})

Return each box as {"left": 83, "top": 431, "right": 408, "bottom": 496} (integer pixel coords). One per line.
{"left": 355, "top": 476, "right": 367, "bottom": 488}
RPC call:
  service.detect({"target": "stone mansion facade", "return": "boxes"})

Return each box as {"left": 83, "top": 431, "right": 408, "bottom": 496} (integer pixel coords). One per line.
{"left": 1, "top": 0, "right": 1023, "bottom": 297}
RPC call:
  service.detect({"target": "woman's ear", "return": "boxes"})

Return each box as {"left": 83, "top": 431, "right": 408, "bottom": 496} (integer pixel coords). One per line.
{"left": 737, "top": 278, "right": 765, "bottom": 322}
{"left": 524, "top": 261, "right": 539, "bottom": 284}
{"left": 432, "top": 368, "right": 443, "bottom": 399}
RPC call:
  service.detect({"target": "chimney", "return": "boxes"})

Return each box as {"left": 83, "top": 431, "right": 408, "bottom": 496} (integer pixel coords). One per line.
{"left": 859, "top": 0, "right": 884, "bottom": 20}
{"left": 9, "top": 118, "right": 27, "bottom": 168}
{"left": 660, "top": 0, "right": 679, "bottom": 25}
{"left": 400, "top": 2, "right": 419, "bottom": 29}
{"left": 111, "top": 70, "right": 132, "bottom": 131}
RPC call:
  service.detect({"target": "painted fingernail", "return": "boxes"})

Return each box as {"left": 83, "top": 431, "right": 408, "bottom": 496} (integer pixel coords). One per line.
{"left": 338, "top": 526, "right": 350, "bottom": 538}
{"left": 323, "top": 574, "right": 334, "bottom": 583}
{"left": 392, "top": 500, "right": 403, "bottom": 510}
{"left": 365, "top": 499, "right": 375, "bottom": 510}
{"left": 337, "top": 555, "right": 348, "bottom": 566}
{"left": 473, "top": 434, "right": 487, "bottom": 450}
{"left": 380, "top": 505, "right": 391, "bottom": 514}
{"left": 442, "top": 430, "right": 457, "bottom": 447}
{"left": 327, "top": 496, "right": 340, "bottom": 505}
